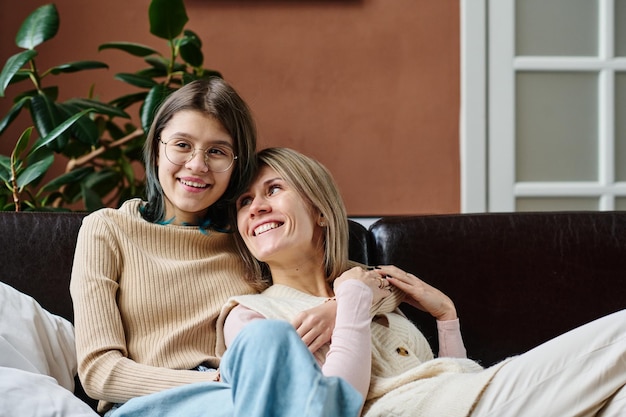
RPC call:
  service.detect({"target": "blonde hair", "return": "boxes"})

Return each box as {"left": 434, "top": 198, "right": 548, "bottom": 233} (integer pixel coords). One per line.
{"left": 234, "top": 147, "right": 350, "bottom": 291}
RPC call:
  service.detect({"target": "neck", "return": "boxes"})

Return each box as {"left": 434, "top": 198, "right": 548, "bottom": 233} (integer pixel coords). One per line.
{"left": 164, "top": 197, "right": 208, "bottom": 226}
{"left": 268, "top": 257, "right": 333, "bottom": 298}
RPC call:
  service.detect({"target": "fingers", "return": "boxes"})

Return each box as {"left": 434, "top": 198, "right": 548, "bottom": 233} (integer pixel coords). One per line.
{"left": 376, "top": 276, "right": 387, "bottom": 289}
{"left": 365, "top": 269, "right": 392, "bottom": 294}
{"left": 306, "top": 332, "right": 330, "bottom": 353}
{"left": 297, "top": 323, "right": 332, "bottom": 352}
{"left": 334, "top": 266, "right": 393, "bottom": 307}
{"left": 375, "top": 265, "right": 416, "bottom": 283}
{"left": 377, "top": 265, "right": 432, "bottom": 297}
{"left": 292, "top": 312, "right": 333, "bottom": 352}
{"left": 337, "top": 266, "right": 390, "bottom": 291}
{"left": 291, "top": 313, "right": 306, "bottom": 338}
{"left": 374, "top": 265, "right": 458, "bottom": 321}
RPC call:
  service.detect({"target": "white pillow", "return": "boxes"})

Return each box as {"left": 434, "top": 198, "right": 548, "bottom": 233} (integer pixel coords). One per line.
{"left": 0, "top": 282, "right": 77, "bottom": 390}
{"left": 0, "top": 367, "right": 98, "bottom": 417}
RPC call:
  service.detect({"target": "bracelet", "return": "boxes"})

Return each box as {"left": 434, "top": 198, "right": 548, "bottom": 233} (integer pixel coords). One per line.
{"left": 324, "top": 297, "right": 336, "bottom": 303}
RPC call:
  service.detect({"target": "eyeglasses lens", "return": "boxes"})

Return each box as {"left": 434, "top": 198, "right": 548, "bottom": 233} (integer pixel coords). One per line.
{"left": 162, "top": 139, "right": 236, "bottom": 172}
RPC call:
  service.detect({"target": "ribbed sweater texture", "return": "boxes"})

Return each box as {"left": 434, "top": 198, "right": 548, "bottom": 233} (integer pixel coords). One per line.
{"left": 70, "top": 199, "right": 256, "bottom": 412}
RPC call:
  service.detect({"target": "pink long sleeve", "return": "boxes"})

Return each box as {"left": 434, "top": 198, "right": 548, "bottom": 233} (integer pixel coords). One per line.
{"left": 436, "top": 318, "right": 467, "bottom": 358}
{"left": 322, "top": 280, "right": 373, "bottom": 399}
{"left": 223, "top": 304, "right": 265, "bottom": 348}
{"left": 223, "top": 280, "right": 373, "bottom": 399}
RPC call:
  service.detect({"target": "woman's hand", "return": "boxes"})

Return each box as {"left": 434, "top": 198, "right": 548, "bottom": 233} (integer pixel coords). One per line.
{"left": 334, "top": 266, "right": 392, "bottom": 306}
{"left": 378, "top": 265, "right": 458, "bottom": 321}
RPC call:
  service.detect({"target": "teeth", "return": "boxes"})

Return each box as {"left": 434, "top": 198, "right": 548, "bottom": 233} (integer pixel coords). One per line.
{"left": 180, "top": 179, "right": 208, "bottom": 188}
{"left": 254, "top": 222, "right": 281, "bottom": 236}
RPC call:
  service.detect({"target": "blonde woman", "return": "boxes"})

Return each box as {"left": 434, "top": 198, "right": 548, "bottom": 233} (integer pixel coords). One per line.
{"left": 220, "top": 147, "right": 625, "bottom": 417}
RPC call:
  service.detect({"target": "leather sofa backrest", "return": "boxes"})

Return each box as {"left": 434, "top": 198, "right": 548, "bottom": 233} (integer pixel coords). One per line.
{"left": 0, "top": 211, "right": 87, "bottom": 322}
{"left": 348, "top": 220, "right": 371, "bottom": 265}
{"left": 369, "top": 211, "right": 626, "bottom": 366}
{"left": 2, "top": 210, "right": 625, "bottom": 369}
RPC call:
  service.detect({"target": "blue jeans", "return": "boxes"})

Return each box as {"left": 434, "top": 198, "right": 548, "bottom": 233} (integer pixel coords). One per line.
{"left": 110, "top": 320, "right": 363, "bottom": 417}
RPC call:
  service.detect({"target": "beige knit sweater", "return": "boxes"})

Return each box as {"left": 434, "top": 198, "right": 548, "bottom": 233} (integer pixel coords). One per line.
{"left": 70, "top": 199, "right": 256, "bottom": 413}
{"left": 218, "top": 285, "right": 504, "bottom": 417}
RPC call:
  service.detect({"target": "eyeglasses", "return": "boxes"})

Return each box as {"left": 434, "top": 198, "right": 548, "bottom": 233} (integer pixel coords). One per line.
{"left": 159, "top": 138, "right": 237, "bottom": 173}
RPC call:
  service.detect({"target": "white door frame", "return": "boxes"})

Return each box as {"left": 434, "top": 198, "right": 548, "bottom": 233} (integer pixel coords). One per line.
{"left": 460, "top": 0, "right": 488, "bottom": 212}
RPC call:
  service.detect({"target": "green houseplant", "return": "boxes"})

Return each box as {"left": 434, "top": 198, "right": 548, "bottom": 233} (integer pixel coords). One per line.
{"left": 0, "top": 0, "right": 221, "bottom": 211}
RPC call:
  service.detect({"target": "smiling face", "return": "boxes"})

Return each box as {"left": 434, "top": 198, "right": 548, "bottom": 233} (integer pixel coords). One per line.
{"left": 236, "top": 165, "right": 325, "bottom": 269}
{"left": 158, "top": 110, "right": 235, "bottom": 225}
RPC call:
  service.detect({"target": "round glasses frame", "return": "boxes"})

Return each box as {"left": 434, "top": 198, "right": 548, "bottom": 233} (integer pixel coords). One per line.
{"left": 159, "top": 138, "right": 238, "bottom": 173}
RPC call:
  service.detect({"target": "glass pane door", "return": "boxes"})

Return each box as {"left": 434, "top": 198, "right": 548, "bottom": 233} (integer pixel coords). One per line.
{"left": 488, "top": 0, "right": 626, "bottom": 211}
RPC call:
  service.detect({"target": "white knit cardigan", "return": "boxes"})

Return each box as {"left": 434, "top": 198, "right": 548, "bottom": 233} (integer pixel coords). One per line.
{"left": 216, "top": 285, "right": 504, "bottom": 417}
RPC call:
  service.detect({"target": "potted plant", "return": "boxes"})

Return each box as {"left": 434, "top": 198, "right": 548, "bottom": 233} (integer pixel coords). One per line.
{"left": 0, "top": 0, "right": 221, "bottom": 212}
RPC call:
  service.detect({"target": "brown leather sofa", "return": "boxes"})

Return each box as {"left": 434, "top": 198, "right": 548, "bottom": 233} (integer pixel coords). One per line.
{"left": 2, "top": 210, "right": 625, "bottom": 410}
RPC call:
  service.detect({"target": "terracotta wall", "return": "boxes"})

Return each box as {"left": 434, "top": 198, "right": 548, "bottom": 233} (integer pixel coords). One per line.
{"left": 0, "top": 0, "right": 460, "bottom": 216}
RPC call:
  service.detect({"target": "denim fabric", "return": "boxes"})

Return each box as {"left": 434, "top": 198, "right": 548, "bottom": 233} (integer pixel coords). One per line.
{"left": 110, "top": 320, "right": 363, "bottom": 417}
{"left": 103, "top": 404, "right": 120, "bottom": 417}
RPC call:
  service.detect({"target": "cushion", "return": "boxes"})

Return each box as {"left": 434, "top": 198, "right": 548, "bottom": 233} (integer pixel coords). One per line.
{"left": 0, "top": 282, "right": 97, "bottom": 416}
{"left": 0, "top": 367, "right": 98, "bottom": 416}
{"left": 0, "top": 282, "right": 77, "bottom": 390}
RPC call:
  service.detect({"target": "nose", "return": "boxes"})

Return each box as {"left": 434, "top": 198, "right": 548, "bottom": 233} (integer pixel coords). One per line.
{"left": 185, "top": 149, "right": 209, "bottom": 172}
{"left": 248, "top": 196, "right": 270, "bottom": 217}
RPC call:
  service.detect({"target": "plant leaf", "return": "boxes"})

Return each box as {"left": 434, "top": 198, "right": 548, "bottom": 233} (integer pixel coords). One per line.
{"left": 179, "top": 37, "right": 203, "bottom": 68}
{"left": 0, "top": 96, "right": 30, "bottom": 135}
{"left": 144, "top": 56, "right": 170, "bottom": 72}
{"left": 65, "top": 98, "right": 130, "bottom": 118}
{"left": 141, "top": 85, "right": 173, "bottom": 133}
{"left": 48, "top": 60, "right": 109, "bottom": 75}
{"left": 136, "top": 66, "right": 168, "bottom": 79}
{"left": 119, "top": 158, "right": 137, "bottom": 191}
{"left": 30, "top": 108, "right": 94, "bottom": 154}
{"left": 0, "top": 155, "right": 11, "bottom": 183}
{"left": 114, "top": 73, "right": 158, "bottom": 89}
{"left": 30, "top": 93, "right": 69, "bottom": 150}
{"left": 82, "top": 184, "right": 105, "bottom": 212}
{"left": 6, "top": 70, "right": 31, "bottom": 86}
{"left": 37, "top": 192, "right": 71, "bottom": 211}
{"left": 108, "top": 92, "right": 148, "bottom": 110}
{"left": 15, "top": 85, "right": 58, "bottom": 102}
{"left": 0, "top": 50, "right": 38, "bottom": 97}
{"left": 39, "top": 166, "right": 92, "bottom": 192}
{"left": 196, "top": 69, "right": 223, "bottom": 80}
{"left": 149, "top": 0, "right": 188, "bottom": 40}
{"left": 16, "top": 4, "right": 60, "bottom": 49}
{"left": 103, "top": 119, "right": 126, "bottom": 140}
{"left": 25, "top": 144, "right": 53, "bottom": 169}
{"left": 87, "top": 168, "right": 120, "bottom": 190}
{"left": 57, "top": 103, "right": 99, "bottom": 146}
{"left": 98, "top": 41, "right": 160, "bottom": 57}
{"left": 16, "top": 152, "right": 54, "bottom": 191}
{"left": 183, "top": 30, "right": 202, "bottom": 48}
{"left": 12, "top": 126, "right": 34, "bottom": 161}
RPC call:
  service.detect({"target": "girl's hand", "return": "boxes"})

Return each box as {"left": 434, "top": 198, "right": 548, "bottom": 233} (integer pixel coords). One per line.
{"left": 292, "top": 301, "right": 336, "bottom": 353}
{"left": 378, "top": 265, "right": 458, "bottom": 321}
